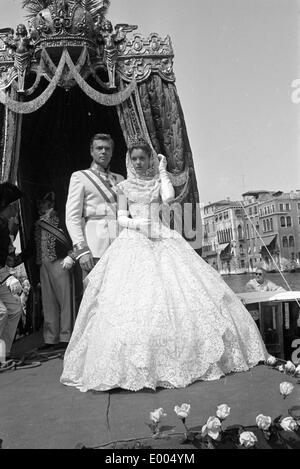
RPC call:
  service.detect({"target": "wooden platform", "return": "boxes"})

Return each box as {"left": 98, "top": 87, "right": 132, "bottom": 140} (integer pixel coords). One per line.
{"left": 0, "top": 334, "right": 299, "bottom": 449}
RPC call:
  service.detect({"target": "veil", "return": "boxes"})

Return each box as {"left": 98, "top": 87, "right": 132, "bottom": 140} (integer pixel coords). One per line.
{"left": 125, "top": 147, "right": 160, "bottom": 180}
{"left": 118, "top": 138, "right": 161, "bottom": 202}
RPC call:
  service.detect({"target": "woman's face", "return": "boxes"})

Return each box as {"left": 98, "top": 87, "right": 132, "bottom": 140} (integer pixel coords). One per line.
{"left": 130, "top": 148, "right": 150, "bottom": 176}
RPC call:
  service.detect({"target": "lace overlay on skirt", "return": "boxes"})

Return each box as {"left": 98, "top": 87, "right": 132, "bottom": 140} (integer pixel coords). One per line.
{"left": 60, "top": 218, "right": 268, "bottom": 392}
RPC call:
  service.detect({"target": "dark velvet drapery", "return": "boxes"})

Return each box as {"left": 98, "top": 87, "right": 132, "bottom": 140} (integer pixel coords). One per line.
{"left": 138, "top": 75, "right": 199, "bottom": 207}
{"left": 0, "top": 103, "right": 4, "bottom": 178}
{"left": 17, "top": 79, "right": 126, "bottom": 282}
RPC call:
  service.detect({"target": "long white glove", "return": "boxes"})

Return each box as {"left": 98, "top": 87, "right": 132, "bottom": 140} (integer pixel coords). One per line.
{"left": 118, "top": 210, "right": 152, "bottom": 236}
{"left": 158, "top": 154, "right": 175, "bottom": 204}
{"left": 117, "top": 210, "right": 140, "bottom": 230}
{"left": 6, "top": 276, "right": 22, "bottom": 295}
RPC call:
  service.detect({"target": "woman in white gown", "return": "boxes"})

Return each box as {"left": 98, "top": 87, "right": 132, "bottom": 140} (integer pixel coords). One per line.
{"left": 61, "top": 140, "right": 268, "bottom": 392}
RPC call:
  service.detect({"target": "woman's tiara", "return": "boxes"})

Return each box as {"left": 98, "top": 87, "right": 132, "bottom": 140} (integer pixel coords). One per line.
{"left": 127, "top": 134, "right": 149, "bottom": 146}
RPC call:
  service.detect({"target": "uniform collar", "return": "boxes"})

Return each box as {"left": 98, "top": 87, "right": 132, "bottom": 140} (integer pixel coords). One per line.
{"left": 90, "top": 163, "right": 110, "bottom": 177}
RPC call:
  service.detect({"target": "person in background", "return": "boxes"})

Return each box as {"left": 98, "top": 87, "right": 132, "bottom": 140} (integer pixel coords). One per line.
{"left": 32, "top": 191, "right": 75, "bottom": 352}
{"left": 6, "top": 190, "right": 76, "bottom": 353}
{"left": 0, "top": 183, "right": 23, "bottom": 368}
{"left": 246, "top": 267, "right": 286, "bottom": 292}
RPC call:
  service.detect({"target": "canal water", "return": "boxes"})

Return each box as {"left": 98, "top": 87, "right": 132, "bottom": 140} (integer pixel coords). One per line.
{"left": 223, "top": 272, "right": 300, "bottom": 294}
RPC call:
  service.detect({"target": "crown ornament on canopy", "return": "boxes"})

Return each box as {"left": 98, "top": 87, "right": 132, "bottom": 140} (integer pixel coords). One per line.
{"left": 0, "top": 0, "right": 175, "bottom": 95}
{"left": 27, "top": 1, "right": 111, "bottom": 52}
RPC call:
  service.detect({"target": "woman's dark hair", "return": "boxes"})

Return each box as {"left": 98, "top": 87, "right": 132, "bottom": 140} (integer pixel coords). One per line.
{"left": 128, "top": 140, "right": 152, "bottom": 158}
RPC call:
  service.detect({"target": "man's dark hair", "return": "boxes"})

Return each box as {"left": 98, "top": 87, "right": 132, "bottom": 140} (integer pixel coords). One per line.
{"left": 90, "top": 133, "right": 114, "bottom": 151}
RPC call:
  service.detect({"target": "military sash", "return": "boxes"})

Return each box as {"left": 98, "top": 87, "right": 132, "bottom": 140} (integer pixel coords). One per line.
{"left": 36, "top": 219, "right": 71, "bottom": 250}
{"left": 81, "top": 170, "right": 118, "bottom": 204}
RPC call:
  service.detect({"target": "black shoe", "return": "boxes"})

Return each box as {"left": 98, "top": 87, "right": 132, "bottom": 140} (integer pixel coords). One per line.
{"left": 37, "top": 344, "right": 56, "bottom": 352}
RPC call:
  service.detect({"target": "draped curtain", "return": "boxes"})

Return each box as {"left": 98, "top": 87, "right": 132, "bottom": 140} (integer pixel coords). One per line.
{"left": 118, "top": 74, "right": 201, "bottom": 234}
{"left": 0, "top": 103, "right": 4, "bottom": 179}
{"left": 0, "top": 88, "right": 20, "bottom": 182}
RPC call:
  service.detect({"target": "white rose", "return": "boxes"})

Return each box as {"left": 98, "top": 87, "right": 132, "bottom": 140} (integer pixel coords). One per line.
{"left": 295, "top": 365, "right": 300, "bottom": 377}
{"left": 202, "top": 416, "right": 222, "bottom": 440}
{"left": 216, "top": 404, "right": 231, "bottom": 420}
{"left": 279, "top": 382, "right": 294, "bottom": 398}
{"left": 239, "top": 431, "right": 257, "bottom": 448}
{"left": 149, "top": 408, "right": 166, "bottom": 424}
{"left": 278, "top": 365, "right": 284, "bottom": 373}
{"left": 256, "top": 414, "right": 272, "bottom": 431}
{"left": 174, "top": 403, "right": 191, "bottom": 419}
{"left": 266, "top": 356, "right": 277, "bottom": 366}
{"left": 280, "top": 417, "right": 298, "bottom": 432}
{"left": 285, "top": 361, "right": 296, "bottom": 374}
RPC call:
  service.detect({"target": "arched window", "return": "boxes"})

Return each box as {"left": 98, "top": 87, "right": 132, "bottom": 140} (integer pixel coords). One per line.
{"left": 286, "top": 216, "right": 292, "bottom": 227}
{"left": 238, "top": 225, "right": 243, "bottom": 239}
{"left": 282, "top": 236, "right": 288, "bottom": 248}
{"left": 289, "top": 236, "right": 295, "bottom": 248}
{"left": 280, "top": 216, "right": 286, "bottom": 227}
{"left": 266, "top": 219, "right": 270, "bottom": 231}
{"left": 263, "top": 220, "right": 266, "bottom": 232}
{"left": 270, "top": 218, "right": 273, "bottom": 231}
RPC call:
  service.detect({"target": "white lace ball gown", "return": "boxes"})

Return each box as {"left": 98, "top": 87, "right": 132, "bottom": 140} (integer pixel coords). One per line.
{"left": 61, "top": 181, "right": 268, "bottom": 392}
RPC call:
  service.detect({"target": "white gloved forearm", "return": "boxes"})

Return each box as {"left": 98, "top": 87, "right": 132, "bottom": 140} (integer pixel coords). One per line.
{"left": 117, "top": 210, "right": 140, "bottom": 230}
{"left": 159, "top": 166, "right": 175, "bottom": 204}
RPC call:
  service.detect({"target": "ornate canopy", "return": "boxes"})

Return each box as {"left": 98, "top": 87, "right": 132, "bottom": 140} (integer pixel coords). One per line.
{"left": 0, "top": 0, "right": 174, "bottom": 101}
{"left": 0, "top": 0, "right": 200, "bottom": 249}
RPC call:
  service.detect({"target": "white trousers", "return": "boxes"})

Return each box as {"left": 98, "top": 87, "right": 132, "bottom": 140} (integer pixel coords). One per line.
{"left": 40, "top": 260, "right": 72, "bottom": 344}
{"left": 0, "top": 284, "right": 22, "bottom": 356}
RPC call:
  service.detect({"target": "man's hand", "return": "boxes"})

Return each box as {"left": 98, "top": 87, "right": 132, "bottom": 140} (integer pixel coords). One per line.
{"left": 61, "top": 256, "right": 75, "bottom": 271}
{"left": 79, "top": 253, "right": 94, "bottom": 272}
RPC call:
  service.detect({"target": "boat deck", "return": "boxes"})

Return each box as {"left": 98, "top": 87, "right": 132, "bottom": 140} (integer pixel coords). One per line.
{"left": 0, "top": 333, "right": 299, "bottom": 449}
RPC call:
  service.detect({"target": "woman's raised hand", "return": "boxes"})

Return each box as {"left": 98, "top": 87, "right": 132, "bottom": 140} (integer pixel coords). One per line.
{"left": 157, "top": 154, "right": 167, "bottom": 171}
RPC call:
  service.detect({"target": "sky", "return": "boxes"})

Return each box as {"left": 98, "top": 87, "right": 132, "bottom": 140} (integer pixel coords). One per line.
{"left": 0, "top": 0, "right": 299, "bottom": 204}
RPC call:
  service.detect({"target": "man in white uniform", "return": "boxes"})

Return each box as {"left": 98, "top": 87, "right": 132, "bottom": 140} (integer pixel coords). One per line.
{"left": 66, "top": 134, "right": 124, "bottom": 277}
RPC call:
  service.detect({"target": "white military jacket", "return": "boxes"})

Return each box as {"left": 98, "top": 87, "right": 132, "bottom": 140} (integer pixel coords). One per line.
{"left": 66, "top": 168, "right": 124, "bottom": 259}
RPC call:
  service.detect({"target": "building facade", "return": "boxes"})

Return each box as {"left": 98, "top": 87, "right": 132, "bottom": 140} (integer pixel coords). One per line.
{"left": 202, "top": 190, "right": 300, "bottom": 273}
{"left": 202, "top": 200, "right": 247, "bottom": 274}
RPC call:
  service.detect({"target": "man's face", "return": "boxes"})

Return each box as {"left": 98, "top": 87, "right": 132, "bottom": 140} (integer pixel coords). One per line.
{"left": 90, "top": 139, "right": 113, "bottom": 169}
{"left": 255, "top": 269, "right": 265, "bottom": 284}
